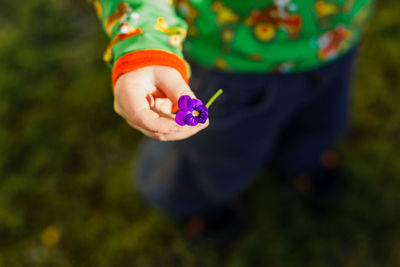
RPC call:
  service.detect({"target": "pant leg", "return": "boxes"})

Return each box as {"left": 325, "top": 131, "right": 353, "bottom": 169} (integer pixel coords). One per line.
{"left": 268, "top": 48, "right": 358, "bottom": 177}
{"left": 135, "top": 49, "right": 357, "bottom": 218}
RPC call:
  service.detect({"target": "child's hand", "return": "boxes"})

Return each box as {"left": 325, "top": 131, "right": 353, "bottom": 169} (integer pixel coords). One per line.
{"left": 113, "top": 66, "right": 209, "bottom": 141}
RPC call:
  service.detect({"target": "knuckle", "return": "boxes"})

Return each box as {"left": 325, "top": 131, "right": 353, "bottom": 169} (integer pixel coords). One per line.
{"left": 132, "top": 113, "right": 144, "bottom": 126}
{"left": 176, "top": 88, "right": 193, "bottom": 98}
{"left": 151, "top": 127, "right": 168, "bottom": 135}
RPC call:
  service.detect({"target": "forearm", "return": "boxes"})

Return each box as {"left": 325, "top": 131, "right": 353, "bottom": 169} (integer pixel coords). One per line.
{"left": 92, "top": 0, "right": 190, "bottom": 87}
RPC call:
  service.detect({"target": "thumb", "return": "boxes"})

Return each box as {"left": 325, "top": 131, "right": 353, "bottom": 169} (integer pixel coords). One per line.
{"left": 155, "top": 67, "right": 196, "bottom": 106}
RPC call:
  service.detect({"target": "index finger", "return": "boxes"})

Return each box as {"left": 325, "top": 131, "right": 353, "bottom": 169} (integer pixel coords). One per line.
{"left": 131, "top": 108, "right": 180, "bottom": 134}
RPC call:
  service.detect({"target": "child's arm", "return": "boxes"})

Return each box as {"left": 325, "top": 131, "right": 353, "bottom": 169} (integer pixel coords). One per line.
{"left": 93, "top": 0, "right": 207, "bottom": 141}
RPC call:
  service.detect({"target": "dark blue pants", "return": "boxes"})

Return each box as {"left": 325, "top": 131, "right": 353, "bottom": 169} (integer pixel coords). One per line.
{"left": 137, "top": 49, "right": 357, "bottom": 218}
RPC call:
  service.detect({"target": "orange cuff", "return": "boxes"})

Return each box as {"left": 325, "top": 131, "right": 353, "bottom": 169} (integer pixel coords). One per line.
{"left": 111, "top": 49, "right": 190, "bottom": 89}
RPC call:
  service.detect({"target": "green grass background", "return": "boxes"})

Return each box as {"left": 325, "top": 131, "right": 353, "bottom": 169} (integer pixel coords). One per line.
{"left": 0, "top": 0, "right": 400, "bottom": 266}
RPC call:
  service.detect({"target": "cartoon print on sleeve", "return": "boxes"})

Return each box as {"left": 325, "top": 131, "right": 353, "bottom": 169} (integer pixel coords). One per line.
{"left": 154, "top": 17, "right": 187, "bottom": 49}
{"left": 106, "top": 3, "right": 131, "bottom": 36}
{"left": 316, "top": 25, "right": 351, "bottom": 61}
{"left": 90, "top": 0, "right": 103, "bottom": 20}
{"left": 244, "top": 0, "right": 302, "bottom": 42}
{"left": 103, "top": 3, "right": 142, "bottom": 62}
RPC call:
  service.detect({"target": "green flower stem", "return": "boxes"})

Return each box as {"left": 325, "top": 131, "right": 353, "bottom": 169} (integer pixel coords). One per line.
{"left": 206, "top": 89, "right": 223, "bottom": 108}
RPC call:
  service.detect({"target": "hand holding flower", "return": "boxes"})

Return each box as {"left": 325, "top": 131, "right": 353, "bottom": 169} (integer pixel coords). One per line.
{"left": 113, "top": 66, "right": 209, "bottom": 141}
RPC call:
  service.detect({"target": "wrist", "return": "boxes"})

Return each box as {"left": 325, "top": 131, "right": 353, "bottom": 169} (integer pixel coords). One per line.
{"left": 112, "top": 49, "right": 190, "bottom": 90}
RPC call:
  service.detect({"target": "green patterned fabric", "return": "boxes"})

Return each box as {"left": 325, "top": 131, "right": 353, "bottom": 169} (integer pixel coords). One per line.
{"left": 95, "top": 0, "right": 373, "bottom": 73}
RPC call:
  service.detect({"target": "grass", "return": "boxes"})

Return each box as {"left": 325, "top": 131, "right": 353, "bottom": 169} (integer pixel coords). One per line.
{"left": 0, "top": 0, "right": 399, "bottom": 266}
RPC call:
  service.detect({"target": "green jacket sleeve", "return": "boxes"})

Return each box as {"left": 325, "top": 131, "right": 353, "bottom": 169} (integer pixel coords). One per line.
{"left": 92, "top": 0, "right": 190, "bottom": 87}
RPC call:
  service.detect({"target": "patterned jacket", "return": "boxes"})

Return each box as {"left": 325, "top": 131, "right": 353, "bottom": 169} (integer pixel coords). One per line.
{"left": 92, "top": 0, "right": 373, "bottom": 87}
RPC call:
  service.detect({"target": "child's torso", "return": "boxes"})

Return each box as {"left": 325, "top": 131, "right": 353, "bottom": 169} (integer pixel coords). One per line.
{"left": 175, "top": 0, "right": 373, "bottom": 72}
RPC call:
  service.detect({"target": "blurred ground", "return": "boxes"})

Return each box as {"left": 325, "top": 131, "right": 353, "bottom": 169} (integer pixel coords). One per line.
{"left": 0, "top": 0, "right": 400, "bottom": 266}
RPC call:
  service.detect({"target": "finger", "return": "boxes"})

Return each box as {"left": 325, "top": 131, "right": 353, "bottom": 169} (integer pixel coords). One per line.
{"left": 133, "top": 119, "right": 209, "bottom": 141}
{"left": 152, "top": 89, "right": 167, "bottom": 99}
{"left": 162, "top": 120, "right": 209, "bottom": 141}
{"left": 131, "top": 109, "right": 180, "bottom": 134}
{"left": 153, "top": 98, "right": 173, "bottom": 115}
{"left": 130, "top": 108, "right": 209, "bottom": 136}
{"left": 155, "top": 67, "right": 196, "bottom": 106}
{"left": 116, "top": 79, "right": 196, "bottom": 135}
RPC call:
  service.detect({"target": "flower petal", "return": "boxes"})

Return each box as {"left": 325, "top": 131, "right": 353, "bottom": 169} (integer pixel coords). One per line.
{"left": 178, "top": 95, "right": 191, "bottom": 110}
{"left": 196, "top": 112, "right": 208, "bottom": 124}
{"left": 195, "top": 105, "right": 208, "bottom": 123}
{"left": 188, "top": 98, "right": 203, "bottom": 110}
{"left": 175, "top": 109, "right": 191, "bottom": 126}
{"left": 195, "top": 104, "right": 208, "bottom": 114}
{"left": 184, "top": 114, "right": 198, "bottom": 126}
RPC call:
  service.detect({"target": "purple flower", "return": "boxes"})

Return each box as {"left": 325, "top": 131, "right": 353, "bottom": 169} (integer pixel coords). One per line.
{"left": 175, "top": 95, "right": 208, "bottom": 126}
